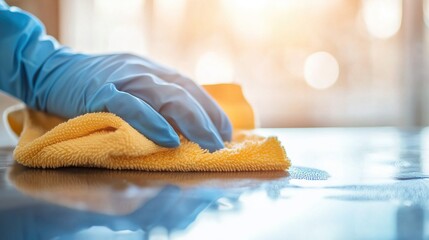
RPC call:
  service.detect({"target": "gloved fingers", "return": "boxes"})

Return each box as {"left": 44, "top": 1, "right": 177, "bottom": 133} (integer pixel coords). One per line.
{"left": 159, "top": 92, "right": 225, "bottom": 152}
{"left": 113, "top": 76, "right": 225, "bottom": 152}
{"left": 163, "top": 76, "right": 233, "bottom": 142}
{"left": 86, "top": 83, "right": 180, "bottom": 148}
{"left": 105, "top": 55, "right": 232, "bottom": 141}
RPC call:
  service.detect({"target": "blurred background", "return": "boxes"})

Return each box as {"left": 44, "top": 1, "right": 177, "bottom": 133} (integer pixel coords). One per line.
{"left": 4, "top": 0, "right": 429, "bottom": 128}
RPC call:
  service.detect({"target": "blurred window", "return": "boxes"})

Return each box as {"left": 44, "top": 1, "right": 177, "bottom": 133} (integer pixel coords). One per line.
{"left": 13, "top": 0, "right": 429, "bottom": 127}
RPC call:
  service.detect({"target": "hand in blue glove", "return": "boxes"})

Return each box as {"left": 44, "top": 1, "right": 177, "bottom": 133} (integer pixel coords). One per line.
{"left": 0, "top": 3, "right": 232, "bottom": 152}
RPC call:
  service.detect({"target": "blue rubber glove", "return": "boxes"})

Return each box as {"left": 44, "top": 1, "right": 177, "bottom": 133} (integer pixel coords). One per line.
{"left": 0, "top": 3, "right": 232, "bottom": 151}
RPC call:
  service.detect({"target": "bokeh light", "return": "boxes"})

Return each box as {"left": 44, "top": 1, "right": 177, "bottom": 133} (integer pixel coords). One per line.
{"left": 304, "top": 52, "right": 340, "bottom": 90}
{"left": 362, "top": 0, "right": 402, "bottom": 39}
{"left": 57, "top": 0, "right": 413, "bottom": 127}
{"left": 195, "top": 51, "right": 234, "bottom": 84}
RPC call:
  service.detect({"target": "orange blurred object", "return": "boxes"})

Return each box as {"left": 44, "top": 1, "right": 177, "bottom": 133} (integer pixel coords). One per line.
{"left": 203, "top": 84, "right": 255, "bottom": 130}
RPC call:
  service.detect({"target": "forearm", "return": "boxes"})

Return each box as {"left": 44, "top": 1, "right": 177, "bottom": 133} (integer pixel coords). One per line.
{"left": 0, "top": 3, "right": 65, "bottom": 108}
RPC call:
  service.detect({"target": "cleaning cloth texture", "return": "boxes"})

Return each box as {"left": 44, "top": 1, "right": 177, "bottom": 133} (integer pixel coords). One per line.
{"left": 7, "top": 84, "right": 290, "bottom": 171}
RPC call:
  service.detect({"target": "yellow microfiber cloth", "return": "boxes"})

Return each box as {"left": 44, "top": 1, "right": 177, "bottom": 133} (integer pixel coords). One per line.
{"left": 7, "top": 84, "right": 290, "bottom": 171}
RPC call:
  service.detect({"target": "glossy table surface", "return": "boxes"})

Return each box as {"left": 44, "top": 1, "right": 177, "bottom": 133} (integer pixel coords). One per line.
{"left": 1, "top": 128, "right": 429, "bottom": 240}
